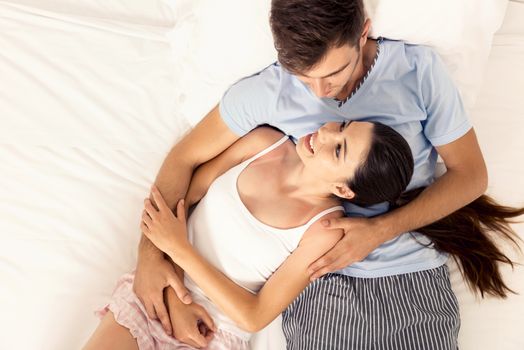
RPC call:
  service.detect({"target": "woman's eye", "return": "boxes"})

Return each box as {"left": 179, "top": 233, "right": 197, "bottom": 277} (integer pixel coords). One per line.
{"left": 336, "top": 144, "right": 341, "bottom": 158}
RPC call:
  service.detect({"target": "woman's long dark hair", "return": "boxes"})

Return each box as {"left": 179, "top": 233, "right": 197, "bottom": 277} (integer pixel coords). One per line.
{"left": 394, "top": 188, "right": 523, "bottom": 298}
{"left": 349, "top": 122, "right": 523, "bottom": 298}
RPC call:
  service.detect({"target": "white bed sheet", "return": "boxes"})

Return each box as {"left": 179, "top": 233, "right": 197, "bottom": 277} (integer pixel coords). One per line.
{"left": 0, "top": 1, "right": 523, "bottom": 350}
{"left": 449, "top": 2, "right": 524, "bottom": 349}
{"left": 0, "top": 2, "right": 188, "bottom": 349}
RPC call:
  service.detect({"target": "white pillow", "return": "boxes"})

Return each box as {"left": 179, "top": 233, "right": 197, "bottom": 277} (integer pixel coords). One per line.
{"left": 166, "top": 0, "right": 508, "bottom": 125}
{"left": 365, "top": 0, "right": 509, "bottom": 113}
{"left": 0, "top": 0, "right": 175, "bottom": 27}
{"left": 167, "top": 0, "right": 277, "bottom": 125}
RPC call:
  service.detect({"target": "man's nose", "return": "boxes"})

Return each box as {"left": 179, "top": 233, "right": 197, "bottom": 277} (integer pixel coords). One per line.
{"left": 311, "top": 79, "right": 328, "bottom": 97}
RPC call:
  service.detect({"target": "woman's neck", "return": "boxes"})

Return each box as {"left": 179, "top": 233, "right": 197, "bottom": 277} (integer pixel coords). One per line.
{"left": 278, "top": 146, "right": 337, "bottom": 203}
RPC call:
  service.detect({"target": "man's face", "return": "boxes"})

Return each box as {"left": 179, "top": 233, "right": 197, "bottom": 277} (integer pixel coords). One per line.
{"left": 296, "top": 44, "right": 360, "bottom": 99}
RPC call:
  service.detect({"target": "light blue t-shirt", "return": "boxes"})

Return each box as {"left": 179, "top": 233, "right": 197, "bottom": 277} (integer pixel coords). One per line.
{"left": 219, "top": 39, "right": 472, "bottom": 278}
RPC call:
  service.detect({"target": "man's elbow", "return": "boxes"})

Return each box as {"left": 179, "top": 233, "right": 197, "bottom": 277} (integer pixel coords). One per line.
{"left": 476, "top": 162, "right": 489, "bottom": 195}
{"left": 479, "top": 169, "right": 488, "bottom": 194}
{"left": 467, "top": 162, "right": 488, "bottom": 199}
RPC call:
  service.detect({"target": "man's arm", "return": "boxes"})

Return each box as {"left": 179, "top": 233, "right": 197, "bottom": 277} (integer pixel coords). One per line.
{"left": 133, "top": 104, "right": 240, "bottom": 333}
{"left": 308, "top": 128, "right": 487, "bottom": 278}
{"left": 377, "top": 128, "right": 487, "bottom": 238}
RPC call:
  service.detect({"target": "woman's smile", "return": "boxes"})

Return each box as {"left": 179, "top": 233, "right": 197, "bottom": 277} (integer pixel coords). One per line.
{"left": 303, "top": 132, "right": 317, "bottom": 154}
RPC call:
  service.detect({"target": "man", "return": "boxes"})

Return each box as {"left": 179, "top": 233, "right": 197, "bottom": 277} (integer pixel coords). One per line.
{"left": 134, "top": 0, "right": 487, "bottom": 348}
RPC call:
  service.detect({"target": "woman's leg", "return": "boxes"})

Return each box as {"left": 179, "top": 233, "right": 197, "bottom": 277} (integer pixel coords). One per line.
{"left": 282, "top": 265, "right": 460, "bottom": 350}
{"left": 83, "top": 311, "right": 139, "bottom": 350}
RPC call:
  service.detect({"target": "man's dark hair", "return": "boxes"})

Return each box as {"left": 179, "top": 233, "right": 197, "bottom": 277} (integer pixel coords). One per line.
{"left": 270, "top": 0, "right": 366, "bottom": 74}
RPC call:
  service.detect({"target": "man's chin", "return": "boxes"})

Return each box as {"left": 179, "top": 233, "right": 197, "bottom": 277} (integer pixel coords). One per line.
{"left": 328, "top": 88, "right": 346, "bottom": 99}
{"left": 326, "top": 92, "right": 341, "bottom": 99}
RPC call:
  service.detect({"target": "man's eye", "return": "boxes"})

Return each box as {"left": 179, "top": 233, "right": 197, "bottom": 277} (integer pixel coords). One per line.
{"left": 336, "top": 144, "right": 341, "bottom": 158}
{"left": 340, "top": 121, "right": 346, "bottom": 131}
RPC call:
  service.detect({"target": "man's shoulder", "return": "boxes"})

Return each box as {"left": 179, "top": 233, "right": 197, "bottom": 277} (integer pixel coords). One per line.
{"left": 235, "top": 62, "right": 283, "bottom": 86}
{"left": 376, "top": 39, "right": 441, "bottom": 83}
{"left": 381, "top": 38, "right": 436, "bottom": 64}
{"left": 222, "top": 61, "right": 310, "bottom": 110}
{"left": 224, "top": 62, "right": 286, "bottom": 101}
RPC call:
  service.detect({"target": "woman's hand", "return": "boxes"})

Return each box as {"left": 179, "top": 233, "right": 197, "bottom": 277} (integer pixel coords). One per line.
{"left": 141, "top": 185, "right": 190, "bottom": 259}
{"left": 165, "top": 288, "right": 216, "bottom": 348}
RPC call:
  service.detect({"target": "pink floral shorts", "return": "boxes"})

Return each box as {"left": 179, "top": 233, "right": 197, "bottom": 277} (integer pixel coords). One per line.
{"left": 96, "top": 272, "right": 250, "bottom": 350}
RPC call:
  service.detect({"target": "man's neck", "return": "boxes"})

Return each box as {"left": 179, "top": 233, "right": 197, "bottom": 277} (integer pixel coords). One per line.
{"left": 335, "top": 39, "right": 378, "bottom": 101}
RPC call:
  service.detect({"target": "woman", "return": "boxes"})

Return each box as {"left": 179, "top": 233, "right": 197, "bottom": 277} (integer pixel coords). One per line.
{"left": 84, "top": 121, "right": 522, "bottom": 349}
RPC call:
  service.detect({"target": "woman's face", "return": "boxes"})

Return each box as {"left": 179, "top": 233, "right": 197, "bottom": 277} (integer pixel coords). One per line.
{"left": 296, "top": 120, "right": 374, "bottom": 197}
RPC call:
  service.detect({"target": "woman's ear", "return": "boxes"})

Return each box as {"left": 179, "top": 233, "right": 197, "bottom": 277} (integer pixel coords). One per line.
{"left": 332, "top": 183, "right": 355, "bottom": 200}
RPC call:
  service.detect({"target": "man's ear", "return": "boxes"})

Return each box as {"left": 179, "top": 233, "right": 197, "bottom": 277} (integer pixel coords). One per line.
{"left": 359, "top": 18, "right": 371, "bottom": 48}
{"left": 332, "top": 183, "right": 355, "bottom": 200}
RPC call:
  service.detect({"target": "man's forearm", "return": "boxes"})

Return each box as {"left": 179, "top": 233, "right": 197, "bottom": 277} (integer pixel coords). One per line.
{"left": 138, "top": 234, "right": 185, "bottom": 277}
{"left": 138, "top": 152, "right": 195, "bottom": 262}
{"left": 378, "top": 168, "right": 487, "bottom": 240}
{"left": 138, "top": 234, "right": 164, "bottom": 261}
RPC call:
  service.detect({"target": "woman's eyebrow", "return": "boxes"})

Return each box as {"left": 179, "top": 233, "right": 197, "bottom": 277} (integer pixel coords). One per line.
{"left": 343, "top": 120, "right": 352, "bottom": 162}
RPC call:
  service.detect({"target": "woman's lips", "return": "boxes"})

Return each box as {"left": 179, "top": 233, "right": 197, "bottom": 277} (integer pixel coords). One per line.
{"left": 304, "top": 133, "right": 315, "bottom": 154}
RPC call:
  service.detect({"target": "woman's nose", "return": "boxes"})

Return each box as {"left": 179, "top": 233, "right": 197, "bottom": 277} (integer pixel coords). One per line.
{"left": 319, "top": 122, "right": 343, "bottom": 144}
{"left": 317, "top": 125, "right": 333, "bottom": 143}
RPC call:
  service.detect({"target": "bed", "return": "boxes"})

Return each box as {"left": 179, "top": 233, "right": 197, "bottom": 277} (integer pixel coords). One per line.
{"left": 0, "top": 1, "right": 522, "bottom": 349}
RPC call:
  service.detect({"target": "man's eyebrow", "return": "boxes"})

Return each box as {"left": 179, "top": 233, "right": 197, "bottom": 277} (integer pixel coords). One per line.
{"left": 303, "top": 60, "right": 352, "bottom": 79}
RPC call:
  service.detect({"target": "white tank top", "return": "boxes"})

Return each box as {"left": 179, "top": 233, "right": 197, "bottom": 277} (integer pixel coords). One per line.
{"left": 184, "top": 135, "right": 344, "bottom": 339}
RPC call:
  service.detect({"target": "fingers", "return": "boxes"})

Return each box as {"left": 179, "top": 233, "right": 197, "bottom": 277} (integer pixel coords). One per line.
{"left": 321, "top": 216, "right": 349, "bottom": 230}
{"left": 308, "top": 247, "right": 347, "bottom": 280}
{"left": 197, "top": 309, "right": 217, "bottom": 333}
{"left": 204, "top": 330, "right": 215, "bottom": 342}
{"left": 143, "top": 299, "right": 157, "bottom": 322}
{"left": 167, "top": 275, "right": 192, "bottom": 304}
{"left": 154, "top": 301, "right": 173, "bottom": 336}
{"left": 176, "top": 199, "right": 186, "bottom": 222}
{"left": 188, "top": 328, "right": 208, "bottom": 349}
{"left": 309, "top": 256, "right": 346, "bottom": 281}
{"left": 150, "top": 185, "right": 169, "bottom": 212}
{"left": 140, "top": 221, "right": 150, "bottom": 235}
{"left": 144, "top": 198, "right": 158, "bottom": 219}
{"left": 142, "top": 209, "right": 153, "bottom": 227}
{"left": 197, "top": 321, "right": 215, "bottom": 342}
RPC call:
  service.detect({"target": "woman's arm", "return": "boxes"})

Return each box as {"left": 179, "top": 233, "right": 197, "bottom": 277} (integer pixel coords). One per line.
{"left": 134, "top": 105, "right": 239, "bottom": 333}
{"left": 176, "top": 211, "right": 343, "bottom": 332}
{"left": 152, "top": 126, "right": 287, "bottom": 323}
{"left": 143, "top": 194, "right": 344, "bottom": 333}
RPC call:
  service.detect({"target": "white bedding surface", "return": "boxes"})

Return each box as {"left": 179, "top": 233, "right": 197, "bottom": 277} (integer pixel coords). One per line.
{"left": 450, "top": 2, "right": 524, "bottom": 349}
{"left": 0, "top": 2, "right": 188, "bottom": 349}
{"left": 0, "top": 1, "right": 523, "bottom": 350}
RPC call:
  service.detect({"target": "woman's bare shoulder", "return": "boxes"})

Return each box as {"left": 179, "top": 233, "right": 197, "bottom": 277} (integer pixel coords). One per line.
{"left": 301, "top": 206, "right": 345, "bottom": 242}
{"left": 239, "top": 126, "right": 289, "bottom": 160}
{"left": 246, "top": 126, "right": 287, "bottom": 145}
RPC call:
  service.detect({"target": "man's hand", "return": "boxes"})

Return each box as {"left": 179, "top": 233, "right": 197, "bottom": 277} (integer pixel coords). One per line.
{"left": 307, "top": 216, "right": 386, "bottom": 280}
{"left": 165, "top": 288, "right": 217, "bottom": 349}
{"left": 133, "top": 254, "right": 192, "bottom": 336}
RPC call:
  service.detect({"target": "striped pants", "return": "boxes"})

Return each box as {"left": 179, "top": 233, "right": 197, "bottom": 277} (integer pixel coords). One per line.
{"left": 282, "top": 265, "right": 460, "bottom": 350}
